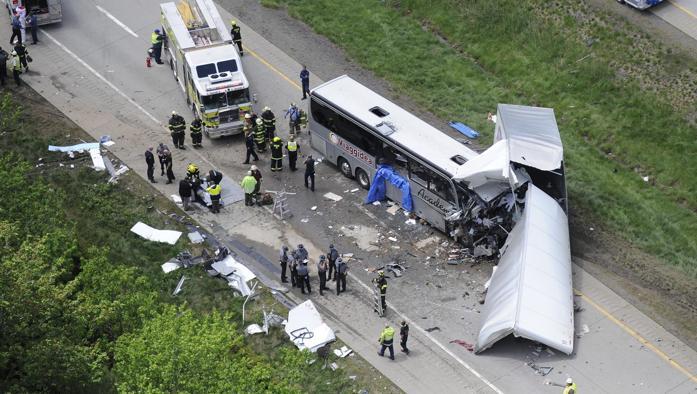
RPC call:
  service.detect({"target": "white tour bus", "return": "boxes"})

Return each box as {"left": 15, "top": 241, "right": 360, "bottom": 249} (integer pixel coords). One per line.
{"left": 309, "top": 75, "right": 479, "bottom": 233}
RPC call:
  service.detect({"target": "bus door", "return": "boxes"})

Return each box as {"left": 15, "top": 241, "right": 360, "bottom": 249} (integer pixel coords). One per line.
{"left": 407, "top": 161, "right": 459, "bottom": 232}
{"left": 381, "top": 146, "right": 408, "bottom": 205}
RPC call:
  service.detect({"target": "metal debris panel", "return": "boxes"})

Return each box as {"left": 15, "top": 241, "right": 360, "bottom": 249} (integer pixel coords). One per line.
{"left": 475, "top": 184, "right": 574, "bottom": 354}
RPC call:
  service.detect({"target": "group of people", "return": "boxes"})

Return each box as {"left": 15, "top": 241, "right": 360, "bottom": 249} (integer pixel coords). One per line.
{"left": 168, "top": 111, "right": 203, "bottom": 150}
{"left": 279, "top": 244, "right": 348, "bottom": 296}
{"left": 3, "top": 6, "right": 38, "bottom": 87}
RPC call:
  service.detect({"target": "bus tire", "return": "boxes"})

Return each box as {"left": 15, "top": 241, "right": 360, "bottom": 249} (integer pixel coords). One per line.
{"left": 338, "top": 157, "right": 353, "bottom": 179}
{"left": 356, "top": 168, "right": 370, "bottom": 190}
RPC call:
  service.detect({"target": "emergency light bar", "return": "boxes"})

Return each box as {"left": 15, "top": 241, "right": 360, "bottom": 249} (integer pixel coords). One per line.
{"left": 206, "top": 80, "right": 243, "bottom": 92}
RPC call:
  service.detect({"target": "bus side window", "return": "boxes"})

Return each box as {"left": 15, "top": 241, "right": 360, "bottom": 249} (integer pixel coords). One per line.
{"left": 409, "top": 162, "right": 456, "bottom": 203}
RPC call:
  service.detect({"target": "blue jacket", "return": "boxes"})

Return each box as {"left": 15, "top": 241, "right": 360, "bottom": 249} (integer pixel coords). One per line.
{"left": 300, "top": 69, "right": 309, "bottom": 82}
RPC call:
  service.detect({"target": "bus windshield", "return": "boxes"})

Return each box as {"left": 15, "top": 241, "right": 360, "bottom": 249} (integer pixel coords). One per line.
{"left": 201, "top": 93, "right": 227, "bottom": 110}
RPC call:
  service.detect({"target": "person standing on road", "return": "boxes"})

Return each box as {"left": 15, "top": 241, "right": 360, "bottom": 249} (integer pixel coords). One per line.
{"left": 285, "top": 135, "right": 299, "bottom": 171}
{"left": 0, "top": 47, "right": 8, "bottom": 87}
{"left": 300, "top": 65, "right": 310, "bottom": 100}
{"left": 151, "top": 28, "right": 164, "bottom": 65}
{"left": 156, "top": 143, "right": 169, "bottom": 176}
{"left": 186, "top": 163, "right": 201, "bottom": 182}
{"left": 336, "top": 257, "right": 347, "bottom": 295}
{"left": 13, "top": 41, "right": 28, "bottom": 71}
{"left": 289, "top": 252, "right": 298, "bottom": 288}
{"left": 254, "top": 118, "right": 267, "bottom": 152}
{"left": 270, "top": 136, "right": 283, "bottom": 172}
{"left": 190, "top": 116, "right": 203, "bottom": 148}
{"left": 17, "top": 5, "right": 26, "bottom": 44}
{"left": 207, "top": 182, "right": 222, "bottom": 213}
{"left": 208, "top": 169, "right": 223, "bottom": 185}
{"left": 304, "top": 155, "right": 315, "bottom": 192}
{"left": 28, "top": 12, "right": 38, "bottom": 45}
{"left": 400, "top": 321, "right": 410, "bottom": 355}
{"left": 10, "top": 13, "right": 21, "bottom": 45}
{"left": 317, "top": 255, "right": 328, "bottom": 296}
{"left": 327, "top": 244, "right": 339, "bottom": 281}
{"left": 285, "top": 103, "right": 301, "bottom": 135}
{"left": 279, "top": 246, "right": 290, "bottom": 283}
{"left": 295, "top": 244, "right": 309, "bottom": 262}
{"left": 179, "top": 179, "right": 193, "bottom": 211}
{"left": 163, "top": 149, "right": 175, "bottom": 184}
{"left": 297, "top": 259, "right": 311, "bottom": 295}
{"left": 374, "top": 271, "right": 388, "bottom": 313}
{"left": 144, "top": 147, "right": 157, "bottom": 183}
{"left": 250, "top": 165, "right": 262, "bottom": 197}
{"left": 562, "top": 378, "right": 577, "bottom": 394}
{"left": 241, "top": 171, "right": 257, "bottom": 206}
{"left": 377, "top": 323, "right": 395, "bottom": 361}
{"left": 261, "top": 106, "right": 276, "bottom": 142}
{"left": 230, "top": 20, "right": 243, "bottom": 56}
{"left": 10, "top": 51, "right": 21, "bottom": 86}
{"left": 168, "top": 111, "right": 186, "bottom": 149}
{"left": 242, "top": 130, "right": 259, "bottom": 164}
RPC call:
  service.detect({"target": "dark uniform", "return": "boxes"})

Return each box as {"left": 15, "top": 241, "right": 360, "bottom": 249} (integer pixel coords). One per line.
{"left": 300, "top": 67, "right": 310, "bottom": 100}
{"left": 251, "top": 168, "right": 262, "bottom": 196}
{"left": 376, "top": 273, "right": 388, "bottom": 312}
{"left": 163, "top": 151, "right": 175, "bottom": 184}
{"left": 190, "top": 118, "right": 203, "bottom": 147}
{"left": 207, "top": 183, "right": 222, "bottom": 213}
{"left": 289, "top": 254, "right": 298, "bottom": 288}
{"left": 10, "top": 52, "right": 20, "bottom": 86}
{"left": 179, "top": 179, "right": 193, "bottom": 211}
{"left": 297, "top": 260, "right": 311, "bottom": 294}
{"left": 254, "top": 119, "right": 266, "bottom": 152}
{"left": 270, "top": 137, "right": 283, "bottom": 172}
{"left": 243, "top": 132, "right": 259, "bottom": 164}
{"left": 336, "top": 258, "right": 347, "bottom": 295}
{"left": 144, "top": 149, "right": 156, "bottom": 183}
{"left": 13, "top": 42, "right": 28, "bottom": 71}
{"left": 0, "top": 48, "right": 8, "bottom": 87}
{"left": 327, "top": 244, "right": 339, "bottom": 281}
{"left": 400, "top": 321, "right": 410, "bottom": 354}
{"left": 279, "top": 246, "right": 289, "bottom": 283}
{"left": 208, "top": 169, "right": 223, "bottom": 185}
{"left": 151, "top": 30, "right": 164, "bottom": 64}
{"left": 261, "top": 107, "right": 276, "bottom": 142}
{"left": 317, "top": 256, "right": 328, "bottom": 296}
{"left": 168, "top": 113, "right": 186, "bottom": 149}
{"left": 304, "top": 156, "right": 315, "bottom": 192}
{"left": 286, "top": 137, "right": 299, "bottom": 171}
{"left": 230, "top": 22, "right": 243, "bottom": 55}
{"left": 156, "top": 143, "right": 169, "bottom": 176}
{"left": 186, "top": 163, "right": 200, "bottom": 182}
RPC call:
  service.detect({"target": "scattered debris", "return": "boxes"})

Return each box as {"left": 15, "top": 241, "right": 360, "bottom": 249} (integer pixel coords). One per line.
{"left": 386, "top": 204, "right": 401, "bottom": 215}
{"left": 405, "top": 218, "right": 417, "bottom": 225}
{"left": 285, "top": 300, "right": 336, "bottom": 352}
{"left": 161, "top": 262, "right": 181, "bottom": 273}
{"left": 642, "top": 176, "right": 649, "bottom": 183}
{"left": 526, "top": 360, "right": 554, "bottom": 376}
{"left": 388, "top": 236, "right": 398, "bottom": 242}
{"left": 333, "top": 346, "right": 353, "bottom": 358}
{"left": 130, "top": 222, "right": 182, "bottom": 245}
{"left": 323, "top": 192, "right": 343, "bottom": 202}
{"left": 311, "top": 206, "right": 318, "bottom": 211}
{"left": 171, "top": 194, "right": 183, "bottom": 204}
{"left": 172, "top": 275, "right": 187, "bottom": 296}
{"left": 449, "top": 339, "right": 474, "bottom": 352}
{"left": 188, "top": 231, "right": 204, "bottom": 244}
{"left": 301, "top": 218, "right": 309, "bottom": 223}
{"left": 329, "top": 362, "right": 339, "bottom": 371}
{"left": 350, "top": 188, "right": 360, "bottom": 193}
{"left": 261, "top": 310, "right": 286, "bottom": 334}
{"left": 483, "top": 266, "right": 498, "bottom": 290}
{"left": 211, "top": 255, "right": 259, "bottom": 297}
{"left": 48, "top": 142, "right": 100, "bottom": 153}
{"left": 89, "top": 149, "right": 106, "bottom": 171}
{"left": 245, "top": 324, "right": 264, "bottom": 335}
{"left": 425, "top": 327, "right": 441, "bottom": 333}
{"left": 348, "top": 375, "right": 357, "bottom": 381}
{"left": 372, "top": 201, "right": 381, "bottom": 206}
{"left": 576, "top": 324, "right": 590, "bottom": 338}
{"left": 385, "top": 263, "right": 406, "bottom": 278}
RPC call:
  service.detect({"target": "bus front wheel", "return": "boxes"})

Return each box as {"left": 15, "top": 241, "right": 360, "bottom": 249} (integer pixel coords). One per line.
{"left": 356, "top": 168, "right": 370, "bottom": 190}
{"left": 338, "top": 157, "right": 353, "bottom": 179}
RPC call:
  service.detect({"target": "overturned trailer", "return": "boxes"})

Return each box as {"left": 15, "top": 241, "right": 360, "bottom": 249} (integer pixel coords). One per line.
{"left": 453, "top": 104, "right": 574, "bottom": 354}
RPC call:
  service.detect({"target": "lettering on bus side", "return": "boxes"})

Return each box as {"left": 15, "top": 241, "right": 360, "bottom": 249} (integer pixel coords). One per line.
{"left": 330, "top": 133, "right": 374, "bottom": 166}
{"left": 416, "top": 187, "right": 453, "bottom": 216}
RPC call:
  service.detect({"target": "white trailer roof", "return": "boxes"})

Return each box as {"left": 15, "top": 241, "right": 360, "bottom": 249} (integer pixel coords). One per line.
{"left": 475, "top": 184, "right": 574, "bottom": 354}
{"left": 311, "top": 75, "right": 478, "bottom": 177}
{"left": 494, "top": 104, "right": 563, "bottom": 171}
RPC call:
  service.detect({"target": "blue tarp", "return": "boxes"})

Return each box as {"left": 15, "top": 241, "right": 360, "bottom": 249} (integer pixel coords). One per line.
{"left": 449, "top": 121, "right": 479, "bottom": 139}
{"left": 365, "top": 164, "right": 413, "bottom": 212}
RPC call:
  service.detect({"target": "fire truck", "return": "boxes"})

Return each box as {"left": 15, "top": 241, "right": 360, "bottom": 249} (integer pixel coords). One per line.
{"left": 160, "top": 0, "right": 252, "bottom": 138}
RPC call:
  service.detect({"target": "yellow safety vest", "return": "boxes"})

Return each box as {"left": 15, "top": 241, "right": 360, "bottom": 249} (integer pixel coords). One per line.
{"left": 563, "top": 383, "right": 577, "bottom": 394}
{"left": 287, "top": 141, "right": 298, "bottom": 152}
{"left": 207, "top": 184, "right": 221, "bottom": 196}
{"left": 379, "top": 326, "right": 395, "bottom": 343}
{"left": 151, "top": 32, "right": 161, "bottom": 45}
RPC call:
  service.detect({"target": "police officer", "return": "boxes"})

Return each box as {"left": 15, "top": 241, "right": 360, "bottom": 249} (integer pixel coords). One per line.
{"left": 377, "top": 323, "right": 395, "bottom": 361}
{"left": 304, "top": 155, "right": 315, "bottom": 192}
{"left": 289, "top": 252, "right": 298, "bottom": 288}
{"left": 374, "top": 271, "right": 388, "bottom": 313}
{"left": 317, "top": 255, "right": 328, "bottom": 296}
{"left": 399, "top": 321, "right": 410, "bottom": 354}
{"left": 254, "top": 118, "right": 266, "bottom": 152}
{"left": 300, "top": 65, "right": 310, "bottom": 100}
{"left": 186, "top": 163, "right": 200, "bottom": 181}
{"left": 260, "top": 106, "right": 276, "bottom": 142}
{"left": 230, "top": 20, "right": 242, "bottom": 56}
{"left": 156, "top": 143, "right": 169, "bottom": 176}
{"left": 327, "top": 244, "right": 339, "bottom": 281}
{"left": 168, "top": 111, "right": 186, "bottom": 149}
{"left": 296, "top": 244, "right": 309, "bottom": 262}
{"left": 0, "top": 47, "right": 8, "bottom": 87}
{"left": 144, "top": 147, "right": 156, "bottom": 183}
{"left": 285, "top": 135, "right": 299, "bottom": 171}
{"left": 279, "top": 246, "right": 289, "bottom": 283}
{"left": 190, "top": 116, "right": 203, "bottom": 147}
{"left": 151, "top": 28, "right": 164, "bottom": 64}
{"left": 297, "top": 259, "right": 311, "bottom": 295}
{"left": 336, "top": 257, "right": 348, "bottom": 295}
{"left": 207, "top": 182, "right": 222, "bottom": 213}
{"left": 162, "top": 149, "right": 175, "bottom": 184}
{"left": 242, "top": 130, "right": 259, "bottom": 164}
{"left": 270, "top": 136, "right": 283, "bottom": 172}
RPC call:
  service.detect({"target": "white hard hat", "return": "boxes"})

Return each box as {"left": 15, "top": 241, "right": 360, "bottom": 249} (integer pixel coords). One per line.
{"left": 250, "top": 165, "right": 258, "bottom": 171}
{"left": 566, "top": 378, "right": 573, "bottom": 385}
{"left": 11, "top": 50, "right": 16, "bottom": 55}
{"left": 247, "top": 170, "right": 252, "bottom": 175}
{"left": 171, "top": 110, "right": 177, "bottom": 115}
{"left": 244, "top": 113, "right": 251, "bottom": 119}
{"left": 263, "top": 106, "right": 270, "bottom": 111}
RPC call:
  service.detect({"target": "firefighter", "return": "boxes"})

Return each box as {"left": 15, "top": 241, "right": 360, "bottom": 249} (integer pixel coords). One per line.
{"left": 13, "top": 41, "right": 28, "bottom": 71}
{"left": 186, "top": 163, "right": 200, "bottom": 181}
{"left": 230, "top": 20, "right": 243, "bottom": 56}
{"left": 207, "top": 182, "right": 222, "bottom": 213}
{"left": 285, "top": 135, "right": 299, "bottom": 171}
{"left": 242, "top": 113, "right": 254, "bottom": 136}
{"left": 299, "top": 108, "right": 308, "bottom": 131}
{"left": 190, "top": 116, "right": 203, "bottom": 147}
{"left": 254, "top": 118, "right": 266, "bottom": 152}
{"left": 261, "top": 106, "right": 276, "bottom": 142}
{"left": 378, "top": 324, "right": 396, "bottom": 360}
{"left": 11, "top": 50, "right": 21, "bottom": 86}
{"left": 151, "top": 28, "right": 164, "bottom": 64}
{"left": 270, "top": 136, "right": 283, "bottom": 172}
{"left": 168, "top": 111, "right": 186, "bottom": 149}
{"left": 400, "top": 321, "right": 410, "bottom": 354}
{"left": 373, "top": 271, "right": 388, "bottom": 313}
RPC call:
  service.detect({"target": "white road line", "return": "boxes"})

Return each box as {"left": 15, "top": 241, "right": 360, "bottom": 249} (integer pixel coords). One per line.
{"left": 40, "top": 30, "right": 219, "bottom": 171}
{"left": 347, "top": 271, "right": 504, "bottom": 393}
{"left": 42, "top": 27, "right": 501, "bottom": 393}
{"left": 95, "top": 5, "right": 139, "bottom": 38}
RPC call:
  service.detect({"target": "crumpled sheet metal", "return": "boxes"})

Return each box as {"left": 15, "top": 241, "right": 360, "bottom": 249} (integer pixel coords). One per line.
{"left": 48, "top": 142, "right": 101, "bottom": 153}
{"left": 211, "top": 255, "right": 257, "bottom": 296}
{"left": 285, "top": 300, "right": 336, "bottom": 352}
{"left": 130, "top": 222, "right": 182, "bottom": 245}
{"left": 475, "top": 185, "right": 573, "bottom": 355}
